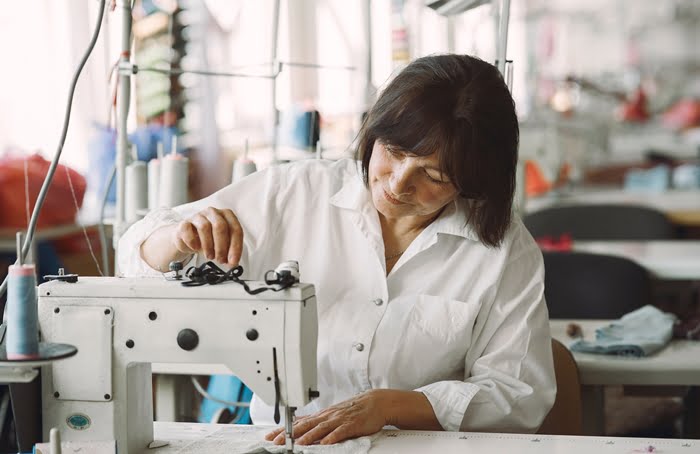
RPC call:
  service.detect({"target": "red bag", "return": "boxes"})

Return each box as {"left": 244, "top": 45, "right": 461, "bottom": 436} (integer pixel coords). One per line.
{"left": 0, "top": 153, "right": 86, "bottom": 229}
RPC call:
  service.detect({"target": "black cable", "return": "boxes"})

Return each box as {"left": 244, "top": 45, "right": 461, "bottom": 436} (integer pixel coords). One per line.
{"left": 181, "top": 262, "right": 296, "bottom": 294}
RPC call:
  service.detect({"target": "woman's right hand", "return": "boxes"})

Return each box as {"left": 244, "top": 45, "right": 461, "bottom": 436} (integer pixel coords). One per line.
{"left": 171, "top": 207, "right": 244, "bottom": 266}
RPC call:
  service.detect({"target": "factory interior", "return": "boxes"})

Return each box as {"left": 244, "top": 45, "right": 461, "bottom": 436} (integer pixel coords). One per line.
{"left": 1, "top": 0, "right": 700, "bottom": 453}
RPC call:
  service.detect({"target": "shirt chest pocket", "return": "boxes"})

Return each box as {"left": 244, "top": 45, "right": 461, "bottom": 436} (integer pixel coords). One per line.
{"left": 409, "top": 294, "right": 477, "bottom": 344}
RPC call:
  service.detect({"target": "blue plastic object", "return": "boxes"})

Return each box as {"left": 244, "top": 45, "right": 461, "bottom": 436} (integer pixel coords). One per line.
{"left": 198, "top": 375, "right": 253, "bottom": 425}
{"left": 623, "top": 165, "right": 670, "bottom": 193}
{"left": 87, "top": 124, "right": 180, "bottom": 203}
{"left": 87, "top": 124, "right": 117, "bottom": 203}
{"left": 279, "top": 107, "right": 320, "bottom": 150}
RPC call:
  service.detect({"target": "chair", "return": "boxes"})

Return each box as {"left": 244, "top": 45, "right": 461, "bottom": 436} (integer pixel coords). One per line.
{"left": 524, "top": 204, "right": 676, "bottom": 240}
{"left": 543, "top": 251, "right": 652, "bottom": 319}
{"left": 538, "top": 339, "right": 583, "bottom": 435}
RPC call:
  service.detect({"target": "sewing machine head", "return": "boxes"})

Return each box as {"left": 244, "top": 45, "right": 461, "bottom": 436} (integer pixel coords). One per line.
{"left": 37, "top": 274, "right": 318, "bottom": 454}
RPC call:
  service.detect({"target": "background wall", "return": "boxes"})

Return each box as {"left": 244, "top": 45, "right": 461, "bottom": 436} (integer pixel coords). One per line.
{"left": 0, "top": 0, "right": 698, "bottom": 187}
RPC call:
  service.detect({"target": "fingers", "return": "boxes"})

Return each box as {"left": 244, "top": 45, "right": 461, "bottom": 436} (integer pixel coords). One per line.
{"left": 206, "top": 209, "right": 231, "bottom": 263}
{"left": 219, "top": 209, "right": 243, "bottom": 265}
{"left": 190, "top": 213, "right": 215, "bottom": 259}
{"left": 275, "top": 419, "right": 354, "bottom": 446}
{"left": 266, "top": 415, "right": 317, "bottom": 445}
{"left": 264, "top": 393, "right": 383, "bottom": 447}
{"left": 268, "top": 417, "right": 354, "bottom": 446}
{"left": 173, "top": 221, "right": 200, "bottom": 254}
{"left": 264, "top": 415, "right": 312, "bottom": 441}
{"left": 264, "top": 427, "right": 284, "bottom": 441}
{"left": 296, "top": 420, "right": 339, "bottom": 445}
{"left": 270, "top": 417, "right": 311, "bottom": 445}
{"left": 320, "top": 423, "right": 355, "bottom": 445}
{"left": 173, "top": 207, "right": 243, "bottom": 265}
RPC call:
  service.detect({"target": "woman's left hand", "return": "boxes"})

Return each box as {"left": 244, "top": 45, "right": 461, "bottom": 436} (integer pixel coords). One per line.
{"left": 265, "top": 390, "right": 387, "bottom": 446}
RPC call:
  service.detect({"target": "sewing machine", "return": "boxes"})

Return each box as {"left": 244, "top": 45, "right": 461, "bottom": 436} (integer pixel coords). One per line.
{"left": 36, "top": 273, "right": 319, "bottom": 454}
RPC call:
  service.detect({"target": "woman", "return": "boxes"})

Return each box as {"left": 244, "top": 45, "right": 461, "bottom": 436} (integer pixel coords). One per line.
{"left": 118, "top": 54, "right": 555, "bottom": 446}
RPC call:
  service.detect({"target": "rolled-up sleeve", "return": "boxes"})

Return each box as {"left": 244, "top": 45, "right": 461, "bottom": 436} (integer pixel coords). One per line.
{"left": 117, "top": 207, "right": 187, "bottom": 276}
{"left": 414, "top": 381, "right": 480, "bottom": 432}
{"left": 416, "top": 245, "right": 555, "bottom": 433}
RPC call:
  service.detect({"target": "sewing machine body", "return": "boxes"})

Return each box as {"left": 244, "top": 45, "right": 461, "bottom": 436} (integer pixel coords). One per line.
{"left": 37, "top": 276, "right": 318, "bottom": 454}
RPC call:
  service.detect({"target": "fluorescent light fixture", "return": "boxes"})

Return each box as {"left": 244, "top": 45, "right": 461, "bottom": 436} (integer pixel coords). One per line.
{"left": 425, "top": 0, "right": 491, "bottom": 16}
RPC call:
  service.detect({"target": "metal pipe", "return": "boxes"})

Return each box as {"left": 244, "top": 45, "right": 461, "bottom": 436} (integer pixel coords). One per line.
{"left": 16, "top": 232, "right": 23, "bottom": 266}
{"left": 114, "top": 0, "right": 133, "bottom": 273}
{"left": 496, "top": 0, "right": 511, "bottom": 76}
{"left": 505, "top": 59, "right": 513, "bottom": 93}
{"left": 271, "top": 0, "right": 281, "bottom": 164}
{"left": 364, "top": 0, "right": 374, "bottom": 107}
{"left": 447, "top": 15, "right": 456, "bottom": 53}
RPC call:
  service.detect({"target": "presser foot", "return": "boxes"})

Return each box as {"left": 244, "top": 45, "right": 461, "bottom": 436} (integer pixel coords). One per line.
{"left": 147, "top": 440, "right": 170, "bottom": 449}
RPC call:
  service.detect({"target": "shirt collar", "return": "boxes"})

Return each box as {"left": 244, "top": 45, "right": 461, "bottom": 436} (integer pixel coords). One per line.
{"left": 329, "top": 163, "right": 371, "bottom": 212}
{"left": 329, "top": 164, "right": 480, "bottom": 242}
{"left": 429, "top": 199, "right": 480, "bottom": 242}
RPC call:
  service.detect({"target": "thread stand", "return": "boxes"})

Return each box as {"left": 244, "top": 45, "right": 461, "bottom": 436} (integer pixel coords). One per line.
{"left": 0, "top": 232, "right": 77, "bottom": 381}
{"left": 0, "top": 343, "right": 78, "bottom": 369}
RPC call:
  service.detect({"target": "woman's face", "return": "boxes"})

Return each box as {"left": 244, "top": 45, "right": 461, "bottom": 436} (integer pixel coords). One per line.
{"left": 368, "top": 140, "right": 458, "bottom": 222}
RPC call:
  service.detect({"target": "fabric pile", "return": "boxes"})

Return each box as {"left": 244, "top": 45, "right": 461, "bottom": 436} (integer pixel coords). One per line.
{"left": 570, "top": 305, "right": 676, "bottom": 357}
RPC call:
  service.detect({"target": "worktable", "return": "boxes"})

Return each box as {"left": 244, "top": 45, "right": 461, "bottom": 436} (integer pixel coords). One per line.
{"left": 152, "top": 421, "right": 698, "bottom": 453}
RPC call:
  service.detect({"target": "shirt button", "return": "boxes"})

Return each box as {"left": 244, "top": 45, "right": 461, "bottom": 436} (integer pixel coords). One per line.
{"left": 354, "top": 342, "right": 365, "bottom": 352}
{"left": 372, "top": 298, "right": 384, "bottom": 306}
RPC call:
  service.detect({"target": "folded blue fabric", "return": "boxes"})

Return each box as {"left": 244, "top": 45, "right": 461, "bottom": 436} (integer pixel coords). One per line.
{"left": 624, "top": 165, "right": 670, "bottom": 193}
{"left": 570, "top": 305, "right": 676, "bottom": 357}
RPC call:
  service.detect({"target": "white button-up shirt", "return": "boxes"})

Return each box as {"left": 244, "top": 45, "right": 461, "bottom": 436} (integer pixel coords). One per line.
{"left": 118, "top": 158, "right": 555, "bottom": 433}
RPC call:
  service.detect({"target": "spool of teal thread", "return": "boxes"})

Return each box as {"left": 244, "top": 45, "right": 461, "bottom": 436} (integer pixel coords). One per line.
{"left": 6, "top": 263, "right": 39, "bottom": 359}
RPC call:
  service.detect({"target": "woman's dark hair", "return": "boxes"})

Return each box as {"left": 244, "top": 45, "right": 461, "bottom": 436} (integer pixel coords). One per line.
{"left": 356, "top": 54, "right": 518, "bottom": 247}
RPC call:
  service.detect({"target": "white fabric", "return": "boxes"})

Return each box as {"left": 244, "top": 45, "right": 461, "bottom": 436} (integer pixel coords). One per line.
{"left": 165, "top": 424, "right": 374, "bottom": 454}
{"left": 118, "top": 158, "right": 556, "bottom": 433}
{"left": 238, "top": 436, "right": 374, "bottom": 454}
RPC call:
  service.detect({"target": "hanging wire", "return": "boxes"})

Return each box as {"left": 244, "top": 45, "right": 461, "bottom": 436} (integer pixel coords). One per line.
{"left": 64, "top": 166, "right": 104, "bottom": 276}
{"left": 190, "top": 376, "right": 250, "bottom": 409}
{"left": 0, "top": 0, "right": 107, "bottom": 300}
